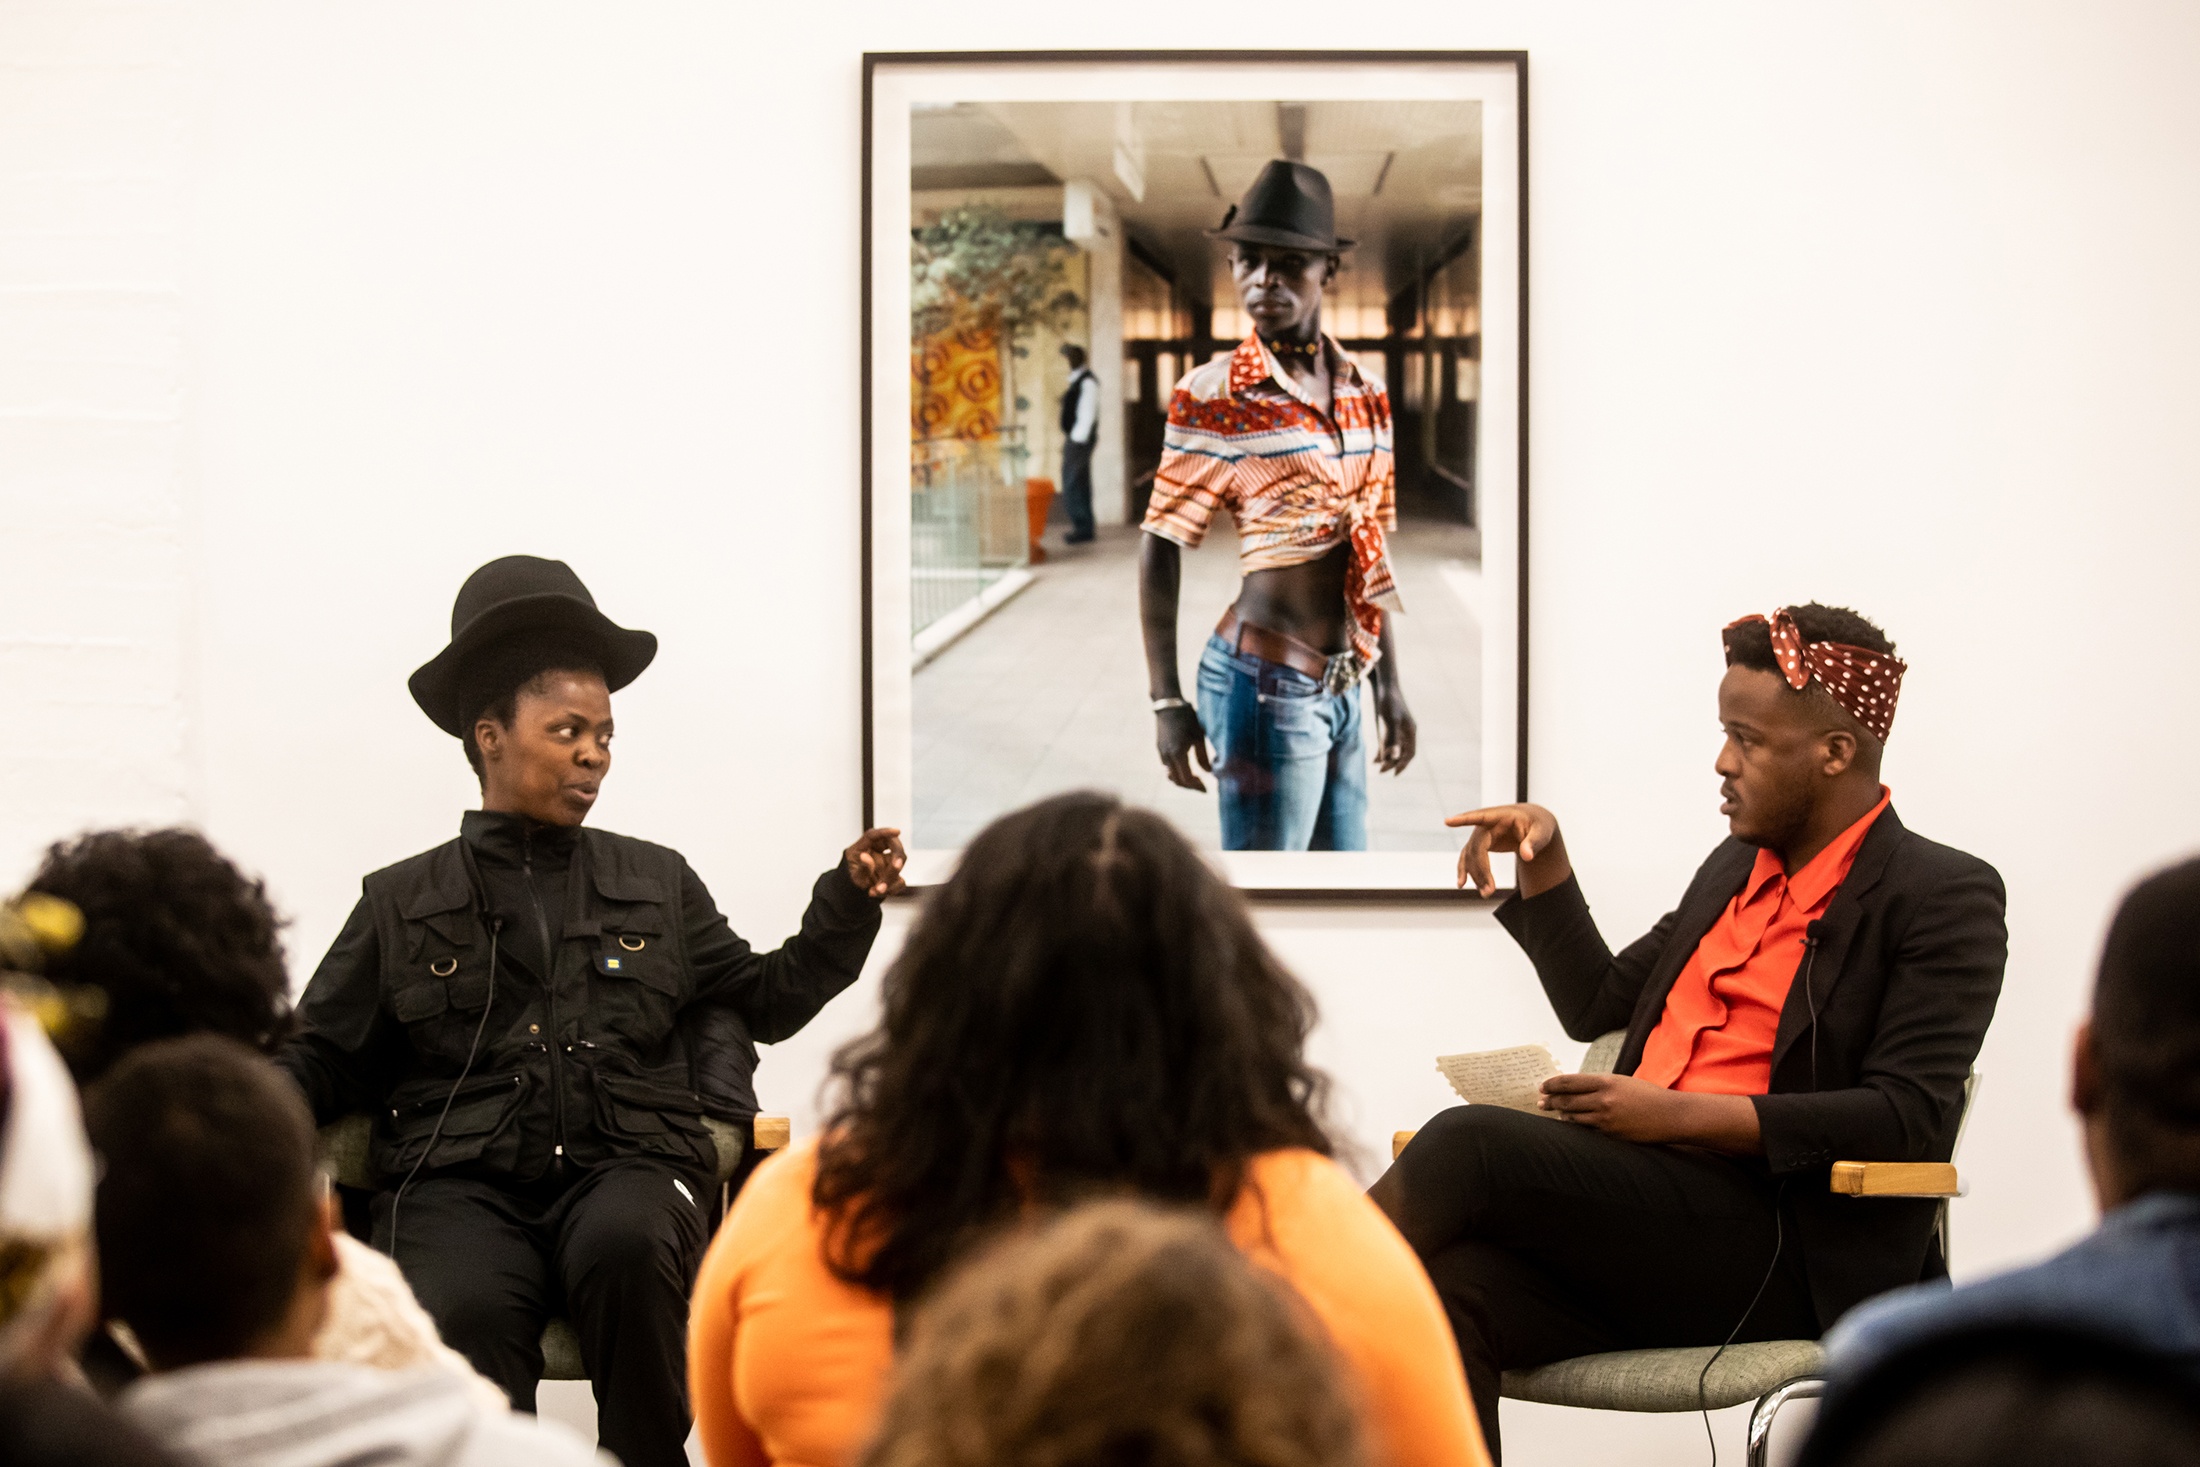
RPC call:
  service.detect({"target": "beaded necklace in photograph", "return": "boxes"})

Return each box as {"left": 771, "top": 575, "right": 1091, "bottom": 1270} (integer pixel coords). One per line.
{"left": 1261, "top": 334, "right": 1324, "bottom": 361}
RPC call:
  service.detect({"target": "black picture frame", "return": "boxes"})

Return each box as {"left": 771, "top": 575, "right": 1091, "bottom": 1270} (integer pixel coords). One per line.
{"left": 862, "top": 51, "right": 1529, "bottom": 899}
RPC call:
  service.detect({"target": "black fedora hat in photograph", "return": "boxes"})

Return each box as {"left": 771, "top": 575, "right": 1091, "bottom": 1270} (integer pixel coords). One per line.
{"left": 409, "top": 555, "right": 658, "bottom": 736}
{"left": 1208, "top": 159, "right": 1355, "bottom": 253}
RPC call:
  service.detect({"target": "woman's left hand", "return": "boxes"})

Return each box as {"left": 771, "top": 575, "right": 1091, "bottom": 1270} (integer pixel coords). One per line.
{"left": 843, "top": 828, "right": 908, "bottom": 899}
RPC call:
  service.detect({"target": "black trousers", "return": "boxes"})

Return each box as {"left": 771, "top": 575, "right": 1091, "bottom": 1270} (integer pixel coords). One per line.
{"left": 1372, "top": 1106, "right": 1819, "bottom": 1461}
{"left": 376, "top": 1158, "right": 710, "bottom": 1467}
{"left": 1060, "top": 440, "right": 1096, "bottom": 539}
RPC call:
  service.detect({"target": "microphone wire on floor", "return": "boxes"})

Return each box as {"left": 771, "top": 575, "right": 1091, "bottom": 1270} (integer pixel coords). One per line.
{"left": 1698, "top": 1186, "right": 1787, "bottom": 1467}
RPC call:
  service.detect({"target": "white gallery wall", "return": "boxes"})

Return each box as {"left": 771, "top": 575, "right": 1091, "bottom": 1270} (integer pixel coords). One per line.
{"left": 7, "top": 3, "right": 2200, "bottom": 1461}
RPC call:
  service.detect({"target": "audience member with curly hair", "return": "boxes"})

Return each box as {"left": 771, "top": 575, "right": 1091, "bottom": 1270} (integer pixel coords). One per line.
{"left": 861, "top": 1200, "right": 1364, "bottom": 1467}
{"left": 21, "top": 829, "right": 499, "bottom": 1406}
{"left": 688, "top": 791, "right": 1487, "bottom": 1467}
{"left": 28, "top": 828, "right": 292, "bottom": 1084}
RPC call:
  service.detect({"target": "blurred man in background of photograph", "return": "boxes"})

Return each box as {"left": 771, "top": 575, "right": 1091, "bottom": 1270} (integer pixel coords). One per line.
{"left": 1059, "top": 343, "right": 1099, "bottom": 545}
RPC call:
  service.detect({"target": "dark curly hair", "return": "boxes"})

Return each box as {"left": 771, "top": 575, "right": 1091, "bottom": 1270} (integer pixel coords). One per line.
{"left": 861, "top": 1200, "right": 1365, "bottom": 1467}
{"left": 28, "top": 829, "right": 292, "bottom": 1084}
{"left": 1722, "top": 603, "right": 1896, "bottom": 676}
{"left": 813, "top": 792, "right": 1334, "bottom": 1304}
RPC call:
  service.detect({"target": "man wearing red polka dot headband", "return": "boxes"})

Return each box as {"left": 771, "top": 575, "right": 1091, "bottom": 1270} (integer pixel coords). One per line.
{"left": 1372, "top": 603, "right": 2009, "bottom": 1456}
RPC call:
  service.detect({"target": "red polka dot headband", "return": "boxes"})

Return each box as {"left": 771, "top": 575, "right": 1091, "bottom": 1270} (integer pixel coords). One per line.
{"left": 1726, "top": 609, "right": 1908, "bottom": 743}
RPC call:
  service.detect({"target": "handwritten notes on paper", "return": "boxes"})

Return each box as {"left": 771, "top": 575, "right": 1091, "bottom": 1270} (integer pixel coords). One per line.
{"left": 1436, "top": 1044, "right": 1562, "bottom": 1117}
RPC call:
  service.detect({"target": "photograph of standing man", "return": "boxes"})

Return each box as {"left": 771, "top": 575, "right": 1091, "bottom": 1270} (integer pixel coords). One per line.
{"left": 1059, "top": 343, "right": 1099, "bottom": 546}
{"left": 1137, "top": 160, "right": 1416, "bottom": 851}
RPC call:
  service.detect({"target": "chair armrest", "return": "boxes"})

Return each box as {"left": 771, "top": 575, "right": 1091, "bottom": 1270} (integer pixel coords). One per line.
{"left": 1829, "top": 1161, "right": 1961, "bottom": 1197}
{"left": 1393, "top": 1130, "right": 1417, "bottom": 1162}
{"left": 702, "top": 1118, "right": 744, "bottom": 1185}
{"left": 754, "top": 1115, "right": 791, "bottom": 1153}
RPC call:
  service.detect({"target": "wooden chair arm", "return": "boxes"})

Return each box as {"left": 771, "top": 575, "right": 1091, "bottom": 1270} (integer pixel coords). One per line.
{"left": 1393, "top": 1130, "right": 1417, "bottom": 1162}
{"left": 753, "top": 1115, "right": 792, "bottom": 1153}
{"left": 1829, "top": 1160, "right": 1960, "bottom": 1197}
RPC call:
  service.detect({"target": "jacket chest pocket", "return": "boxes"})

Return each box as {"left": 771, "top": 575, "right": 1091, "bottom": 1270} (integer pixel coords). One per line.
{"left": 590, "top": 908, "right": 683, "bottom": 1040}
{"left": 391, "top": 912, "right": 496, "bottom": 1057}
{"left": 391, "top": 968, "right": 493, "bottom": 1021}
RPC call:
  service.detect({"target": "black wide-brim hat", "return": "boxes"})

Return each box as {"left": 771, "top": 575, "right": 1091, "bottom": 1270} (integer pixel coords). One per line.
{"left": 409, "top": 555, "right": 657, "bottom": 736}
{"left": 1207, "top": 159, "right": 1355, "bottom": 253}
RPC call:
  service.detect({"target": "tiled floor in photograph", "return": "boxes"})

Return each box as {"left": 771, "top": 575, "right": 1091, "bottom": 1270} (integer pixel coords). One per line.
{"left": 911, "top": 517, "right": 1484, "bottom": 852}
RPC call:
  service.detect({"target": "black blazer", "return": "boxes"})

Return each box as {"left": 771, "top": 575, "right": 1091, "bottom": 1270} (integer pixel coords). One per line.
{"left": 1494, "top": 806, "right": 2007, "bottom": 1328}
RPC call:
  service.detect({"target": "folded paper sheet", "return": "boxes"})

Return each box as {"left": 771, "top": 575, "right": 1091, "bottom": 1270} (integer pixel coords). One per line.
{"left": 1436, "top": 1043, "right": 1561, "bottom": 1116}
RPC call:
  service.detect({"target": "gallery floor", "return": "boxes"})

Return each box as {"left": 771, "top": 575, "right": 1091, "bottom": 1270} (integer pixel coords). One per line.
{"left": 911, "top": 518, "right": 1485, "bottom": 852}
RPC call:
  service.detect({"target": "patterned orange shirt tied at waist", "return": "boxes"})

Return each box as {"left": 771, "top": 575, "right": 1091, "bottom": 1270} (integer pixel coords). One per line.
{"left": 1140, "top": 333, "right": 1401, "bottom": 670}
{"left": 1637, "top": 788, "right": 1893, "bottom": 1095}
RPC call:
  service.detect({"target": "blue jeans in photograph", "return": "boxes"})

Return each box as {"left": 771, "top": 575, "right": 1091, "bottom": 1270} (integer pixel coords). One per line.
{"left": 1195, "top": 633, "right": 1368, "bottom": 851}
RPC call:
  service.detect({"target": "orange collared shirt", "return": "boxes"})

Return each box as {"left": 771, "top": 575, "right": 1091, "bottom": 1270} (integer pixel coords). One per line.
{"left": 1637, "top": 788, "right": 1891, "bottom": 1094}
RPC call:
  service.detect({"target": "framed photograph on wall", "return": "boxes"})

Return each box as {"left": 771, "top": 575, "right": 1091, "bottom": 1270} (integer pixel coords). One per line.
{"left": 863, "top": 50, "right": 1527, "bottom": 894}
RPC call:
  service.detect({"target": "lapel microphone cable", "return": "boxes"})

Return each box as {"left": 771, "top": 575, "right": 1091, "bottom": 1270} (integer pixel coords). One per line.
{"left": 1698, "top": 1183, "right": 1789, "bottom": 1467}
{"left": 1802, "top": 918, "right": 1829, "bottom": 1093}
{"left": 385, "top": 909, "right": 504, "bottom": 1265}
{"left": 1699, "top": 920, "right": 1827, "bottom": 1464}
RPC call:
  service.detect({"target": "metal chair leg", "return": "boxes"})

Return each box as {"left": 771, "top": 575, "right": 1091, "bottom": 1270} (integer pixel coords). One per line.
{"left": 1747, "top": 1376, "right": 1825, "bottom": 1467}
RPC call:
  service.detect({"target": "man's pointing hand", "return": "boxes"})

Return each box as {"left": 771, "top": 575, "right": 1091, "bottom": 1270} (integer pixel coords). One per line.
{"left": 1445, "top": 803, "right": 1569, "bottom": 898}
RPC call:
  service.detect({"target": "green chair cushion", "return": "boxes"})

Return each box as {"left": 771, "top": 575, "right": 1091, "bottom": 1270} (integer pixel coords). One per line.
{"left": 317, "top": 1113, "right": 375, "bottom": 1191}
{"left": 1501, "top": 1340, "right": 1825, "bottom": 1412}
{"left": 1581, "top": 1030, "right": 1627, "bottom": 1076}
{"left": 540, "top": 1317, "right": 585, "bottom": 1381}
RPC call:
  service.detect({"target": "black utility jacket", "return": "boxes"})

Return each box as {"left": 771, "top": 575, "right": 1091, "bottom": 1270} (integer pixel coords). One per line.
{"left": 278, "top": 813, "right": 880, "bottom": 1186}
{"left": 1494, "top": 806, "right": 2007, "bottom": 1330}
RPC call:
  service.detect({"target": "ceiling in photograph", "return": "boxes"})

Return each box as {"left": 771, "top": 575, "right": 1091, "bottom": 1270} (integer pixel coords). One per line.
{"left": 911, "top": 98, "right": 1482, "bottom": 324}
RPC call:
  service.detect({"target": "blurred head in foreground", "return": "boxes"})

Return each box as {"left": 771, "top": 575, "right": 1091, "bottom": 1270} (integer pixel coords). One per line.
{"left": 84, "top": 1035, "right": 336, "bottom": 1370}
{"left": 2074, "top": 855, "right": 2200, "bottom": 1207}
{"left": 1797, "top": 1323, "right": 2200, "bottom": 1467}
{"left": 28, "top": 829, "right": 291, "bottom": 1084}
{"left": 861, "top": 1200, "right": 1364, "bottom": 1467}
{"left": 814, "top": 791, "right": 1332, "bottom": 1302}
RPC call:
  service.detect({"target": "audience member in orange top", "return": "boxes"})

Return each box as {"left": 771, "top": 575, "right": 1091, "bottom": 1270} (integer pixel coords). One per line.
{"left": 861, "top": 1199, "right": 1365, "bottom": 1467}
{"left": 1375, "top": 605, "right": 2007, "bottom": 1459}
{"left": 688, "top": 792, "right": 1488, "bottom": 1467}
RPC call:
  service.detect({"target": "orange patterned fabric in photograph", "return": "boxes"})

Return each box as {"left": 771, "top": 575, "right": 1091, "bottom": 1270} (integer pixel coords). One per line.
{"left": 913, "top": 323, "right": 1001, "bottom": 442}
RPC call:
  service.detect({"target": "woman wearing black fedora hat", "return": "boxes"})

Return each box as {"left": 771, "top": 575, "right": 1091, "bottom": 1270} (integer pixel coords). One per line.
{"left": 276, "top": 555, "right": 905, "bottom": 1467}
{"left": 1138, "top": 160, "right": 1417, "bottom": 852}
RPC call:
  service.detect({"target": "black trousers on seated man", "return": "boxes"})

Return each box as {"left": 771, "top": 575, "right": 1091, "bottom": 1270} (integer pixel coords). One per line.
{"left": 1393, "top": 1107, "right": 1820, "bottom": 1446}
{"left": 377, "top": 1158, "right": 708, "bottom": 1462}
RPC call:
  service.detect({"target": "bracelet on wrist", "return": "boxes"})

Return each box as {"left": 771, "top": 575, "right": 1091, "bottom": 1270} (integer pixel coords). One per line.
{"left": 1151, "top": 696, "right": 1189, "bottom": 714}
